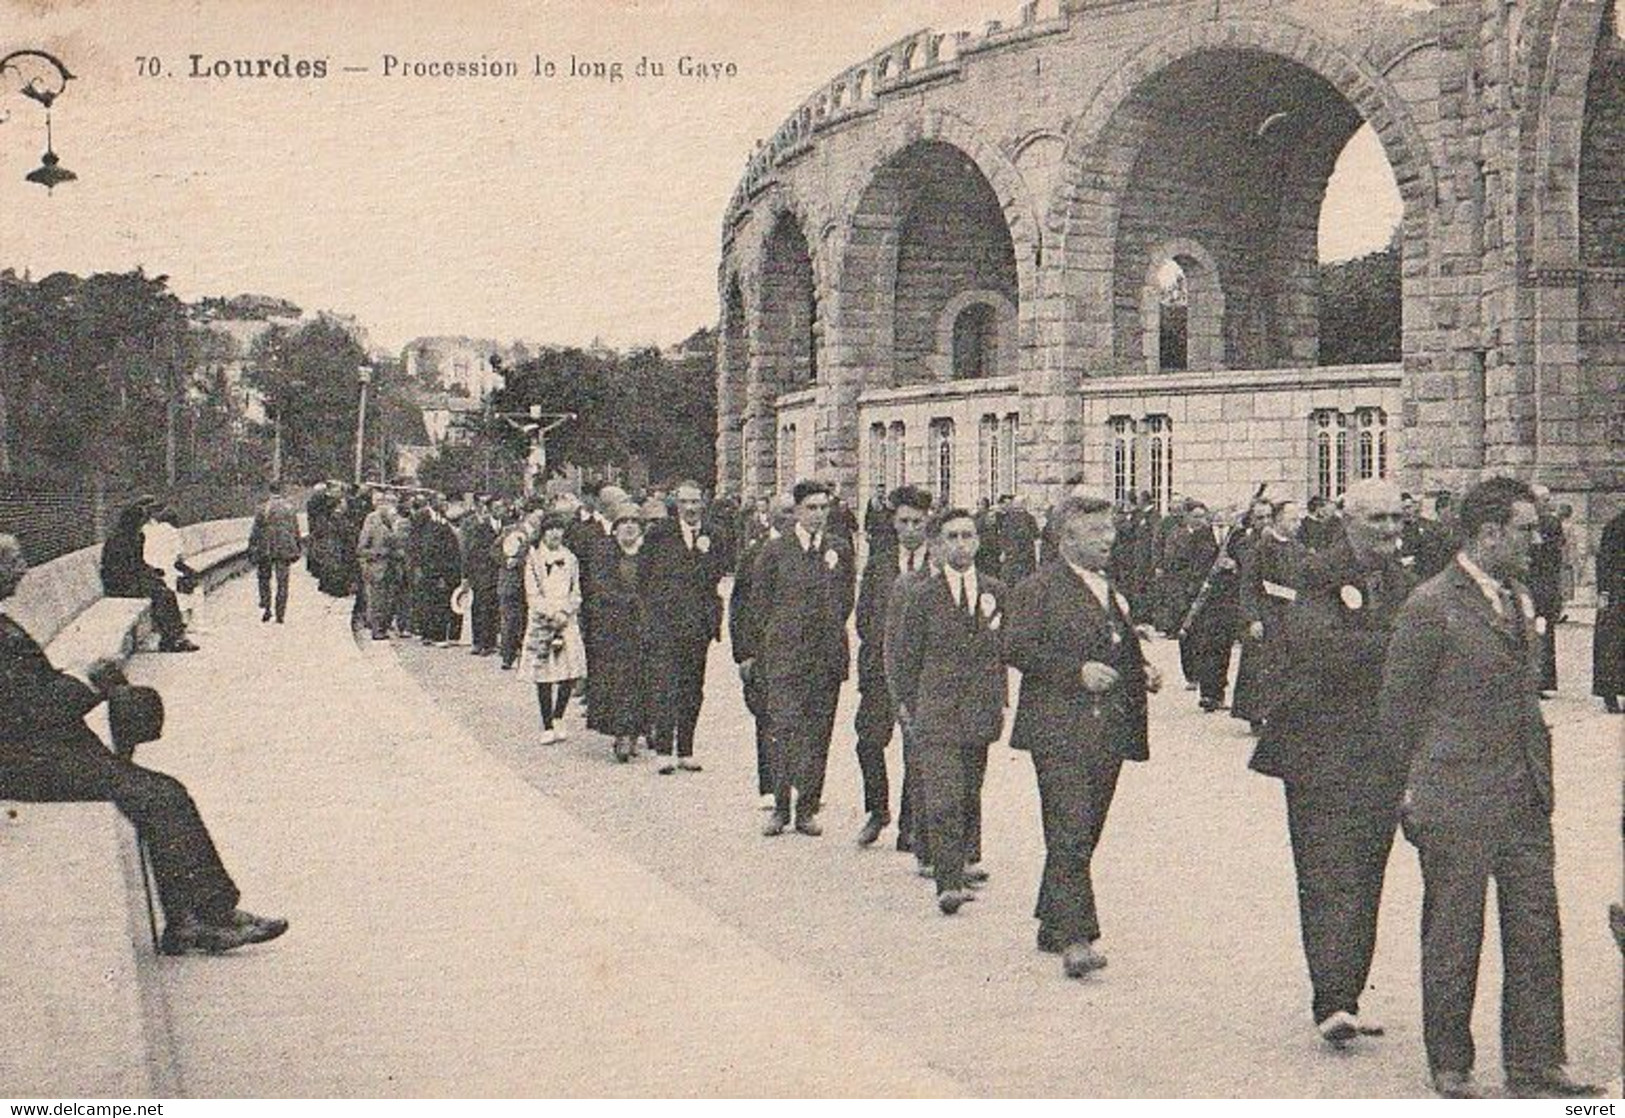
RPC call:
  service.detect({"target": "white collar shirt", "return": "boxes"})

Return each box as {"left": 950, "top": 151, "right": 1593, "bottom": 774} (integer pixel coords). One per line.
{"left": 1457, "top": 552, "right": 1512, "bottom": 618}
{"left": 898, "top": 546, "right": 925, "bottom": 575}
{"left": 794, "top": 524, "right": 820, "bottom": 553}
{"left": 1063, "top": 559, "right": 1116, "bottom": 615}
{"left": 944, "top": 565, "right": 978, "bottom": 610}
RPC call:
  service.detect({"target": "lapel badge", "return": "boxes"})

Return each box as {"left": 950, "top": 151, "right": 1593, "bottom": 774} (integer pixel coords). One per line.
{"left": 1339, "top": 585, "right": 1364, "bottom": 611}
{"left": 824, "top": 549, "right": 840, "bottom": 570}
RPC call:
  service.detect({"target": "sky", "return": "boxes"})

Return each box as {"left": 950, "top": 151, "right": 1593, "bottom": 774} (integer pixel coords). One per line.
{"left": 1, "top": 0, "right": 1403, "bottom": 353}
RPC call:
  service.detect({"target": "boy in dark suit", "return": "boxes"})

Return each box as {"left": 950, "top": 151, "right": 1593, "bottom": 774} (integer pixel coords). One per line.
{"left": 644, "top": 481, "right": 726, "bottom": 772}
{"left": 732, "top": 480, "right": 856, "bottom": 837}
{"left": 889, "top": 509, "right": 1008, "bottom": 914}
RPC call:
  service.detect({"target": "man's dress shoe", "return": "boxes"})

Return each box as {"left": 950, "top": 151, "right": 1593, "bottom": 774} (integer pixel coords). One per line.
{"left": 1505, "top": 1066, "right": 1605, "bottom": 1098}
{"left": 1318, "top": 1011, "right": 1359, "bottom": 1046}
{"left": 938, "top": 890, "right": 973, "bottom": 915}
{"left": 1062, "top": 942, "right": 1107, "bottom": 978}
{"left": 794, "top": 816, "right": 823, "bottom": 837}
{"left": 963, "top": 864, "right": 989, "bottom": 884}
{"left": 1429, "top": 1070, "right": 1481, "bottom": 1099}
{"left": 161, "top": 910, "right": 288, "bottom": 956}
{"left": 762, "top": 811, "right": 790, "bottom": 837}
{"left": 855, "top": 812, "right": 890, "bottom": 847}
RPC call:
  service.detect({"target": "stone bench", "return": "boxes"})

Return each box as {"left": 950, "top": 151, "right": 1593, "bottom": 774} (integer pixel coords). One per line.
{"left": 0, "top": 520, "right": 254, "bottom": 1096}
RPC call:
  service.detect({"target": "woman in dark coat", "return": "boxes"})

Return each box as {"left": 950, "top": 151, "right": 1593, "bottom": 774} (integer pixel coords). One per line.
{"left": 1594, "top": 507, "right": 1625, "bottom": 713}
{"left": 583, "top": 504, "right": 658, "bottom": 762}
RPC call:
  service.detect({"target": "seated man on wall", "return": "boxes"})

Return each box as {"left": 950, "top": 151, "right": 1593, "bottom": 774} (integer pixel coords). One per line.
{"left": 0, "top": 533, "right": 286, "bottom": 955}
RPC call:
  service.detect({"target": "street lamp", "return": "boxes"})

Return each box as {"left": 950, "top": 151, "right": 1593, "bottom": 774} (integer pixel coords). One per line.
{"left": 1, "top": 49, "right": 77, "bottom": 191}
{"left": 354, "top": 363, "right": 374, "bottom": 485}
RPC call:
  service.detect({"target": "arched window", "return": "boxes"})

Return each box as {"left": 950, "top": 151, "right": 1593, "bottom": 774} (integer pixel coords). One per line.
{"left": 889, "top": 420, "right": 906, "bottom": 487}
{"left": 1000, "top": 413, "right": 1019, "bottom": 498}
{"left": 778, "top": 423, "right": 798, "bottom": 494}
{"left": 869, "top": 422, "right": 888, "bottom": 500}
{"left": 1108, "top": 416, "right": 1137, "bottom": 504}
{"left": 1144, "top": 415, "right": 1173, "bottom": 511}
{"left": 1155, "top": 260, "right": 1188, "bottom": 371}
{"left": 1312, "top": 409, "right": 1351, "bottom": 499}
{"left": 930, "top": 418, "right": 955, "bottom": 504}
{"left": 953, "top": 302, "right": 999, "bottom": 379}
{"left": 1355, "top": 407, "right": 1388, "bottom": 481}
{"left": 978, "top": 414, "right": 1000, "bottom": 503}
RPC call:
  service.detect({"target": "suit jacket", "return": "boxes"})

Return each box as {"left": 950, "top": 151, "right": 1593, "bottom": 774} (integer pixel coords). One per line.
{"left": 642, "top": 517, "right": 725, "bottom": 644}
{"left": 1248, "top": 538, "right": 1413, "bottom": 789}
{"left": 356, "top": 510, "right": 399, "bottom": 564}
{"left": 854, "top": 543, "right": 929, "bottom": 694}
{"left": 0, "top": 613, "right": 105, "bottom": 758}
{"left": 1378, "top": 561, "right": 1554, "bottom": 830}
{"left": 889, "top": 570, "right": 1008, "bottom": 746}
{"left": 1005, "top": 562, "right": 1149, "bottom": 761}
{"left": 460, "top": 516, "right": 501, "bottom": 592}
{"left": 732, "top": 530, "right": 855, "bottom": 688}
{"left": 250, "top": 496, "right": 303, "bottom": 561}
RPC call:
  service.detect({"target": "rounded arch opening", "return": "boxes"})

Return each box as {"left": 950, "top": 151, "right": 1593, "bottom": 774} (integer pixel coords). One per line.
{"left": 840, "top": 139, "right": 1020, "bottom": 390}
{"left": 1141, "top": 240, "right": 1224, "bottom": 373}
{"left": 759, "top": 211, "right": 818, "bottom": 401}
{"left": 1062, "top": 39, "right": 1416, "bottom": 377}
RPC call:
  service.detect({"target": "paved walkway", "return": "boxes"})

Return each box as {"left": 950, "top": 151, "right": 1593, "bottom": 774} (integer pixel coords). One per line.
{"left": 124, "top": 568, "right": 1621, "bottom": 1097}
{"left": 126, "top": 574, "right": 955, "bottom": 1096}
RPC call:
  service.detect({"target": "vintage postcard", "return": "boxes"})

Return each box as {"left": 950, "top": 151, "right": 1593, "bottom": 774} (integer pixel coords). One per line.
{"left": 1, "top": 0, "right": 1619, "bottom": 1102}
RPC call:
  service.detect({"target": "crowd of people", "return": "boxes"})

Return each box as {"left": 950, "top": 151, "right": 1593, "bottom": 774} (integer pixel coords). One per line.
{"left": 5, "top": 463, "right": 1612, "bottom": 1098}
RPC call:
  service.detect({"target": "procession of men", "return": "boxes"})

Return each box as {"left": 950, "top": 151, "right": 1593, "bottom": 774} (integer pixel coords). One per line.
{"left": 11, "top": 462, "right": 1606, "bottom": 1099}
{"left": 314, "top": 469, "right": 1606, "bottom": 1098}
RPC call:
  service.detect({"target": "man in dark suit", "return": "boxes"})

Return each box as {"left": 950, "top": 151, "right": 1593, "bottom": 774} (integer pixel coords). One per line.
{"left": 1172, "top": 504, "right": 1242, "bottom": 710}
{"left": 889, "top": 508, "right": 1008, "bottom": 914}
{"left": 644, "top": 481, "right": 726, "bottom": 774}
{"left": 249, "top": 480, "right": 304, "bottom": 624}
{"left": 1527, "top": 485, "right": 1565, "bottom": 695}
{"left": 1379, "top": 477, "right": 1601, "bottom": 1100}
{"left": 460, "top": 497, "right": 503, "bottom": 656}
{"left": 1005, "top": 495, "right": 1160, "bottom": 978}
{"left": 730, "top": 494, "right": 795, "bottom": 798}
{"left": 1248, "top": 479, "right": 1411, "bottom": 1047}
{"left": 851, "top": 485, "right": 932, "bottom": 847}
{"left": 733, "top": 480, "right": 856, "bottom": 837}
{"left": 996, "top": 495, "right": 1039, "bottom": 584}
{"left": 0, "top": 534, "right": 286, "bottom": 956}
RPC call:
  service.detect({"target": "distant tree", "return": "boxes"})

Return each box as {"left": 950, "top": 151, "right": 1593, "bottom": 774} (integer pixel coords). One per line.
{"left": 1318, "top": 233, "right": 1402, "bottom": 366}
{"left": 245, "top": 316, "right": 369, "bottom": 481}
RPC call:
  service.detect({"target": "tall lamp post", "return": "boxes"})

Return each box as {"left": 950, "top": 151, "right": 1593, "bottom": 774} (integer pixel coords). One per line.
{"left": 1, "top": 49, "right": 77, "bottom": 191}
{"left": 354, "top": 363, "right": 374, "bottom": 485}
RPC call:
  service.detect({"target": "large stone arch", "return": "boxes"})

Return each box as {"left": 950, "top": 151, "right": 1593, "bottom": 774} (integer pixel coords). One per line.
{"left": 730, "top": 186, "right": 826, "bottom": 501}
{"left": 1020, "top": 18, "right": 1439, "bottom": 503}
{"left": 815, "top": 109, "right": 1039, "bottom": 499}
{"left": 715, "top": 272, "right": 749, "bottom": 498}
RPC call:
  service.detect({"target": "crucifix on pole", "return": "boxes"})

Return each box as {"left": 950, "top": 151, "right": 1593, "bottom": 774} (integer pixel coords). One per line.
{"left": 497, "top": 405, "right": 573, "bottom": 495}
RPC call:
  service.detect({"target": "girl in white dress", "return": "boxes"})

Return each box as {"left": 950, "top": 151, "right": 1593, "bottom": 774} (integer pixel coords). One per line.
{"left": 520, "top": 512, "right": 587, "bottom": 743}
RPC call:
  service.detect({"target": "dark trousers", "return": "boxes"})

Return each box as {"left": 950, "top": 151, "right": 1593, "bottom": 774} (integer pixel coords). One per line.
{"left": 497, "top": 581, "right": 526, "bottom": 667}
{"left": 1231, "top": 634, "right": 1266, "bottom": 721}
{"left": 649, "top": 635, "right": 710, "bottom": 757}
{"left": 1031, "top": 742, "right": 1122, "bottom": 945}
{"left": 742, "top": 669, "right": 772, "bottom": 795}
{"left": 766, "top": 676, "right": 841, "bottom": 816}
{"left": 256, "top": 558, "right": 292, "bottom": 621}
{"left": 918, "top": 736, "right": 990, "bottom": 894}
{"left": 1284, "top": 781, "right": 1401, "bottom": 1023}
{"left": 141, "top": 580, "right": 187, "bottom": 645}
{"left": 853, "top": 685, "right": 895, "bottom": 817}
{"left": 1187, "top": 635, "right": 1234, "bottom": 704}
{"left": 1537, "top": 619, "right": 1558, "bottom": 692}
{"left": 1405, "top": 810, "right": 1567, "bottom": 1076}
{"left": 1, "top": 731, "right": 239, "bottom": 922}
{"left": 469, "top": 584, "right": 500, "bottom": 652}
{"left": 416, "top": 578, "right": 454, "bottom": 642}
